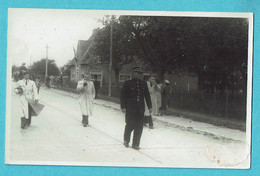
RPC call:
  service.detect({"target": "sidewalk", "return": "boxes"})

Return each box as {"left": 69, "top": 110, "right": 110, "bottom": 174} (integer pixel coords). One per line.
{"left": 42, "top": 87, "right": 246, "bottom": 143}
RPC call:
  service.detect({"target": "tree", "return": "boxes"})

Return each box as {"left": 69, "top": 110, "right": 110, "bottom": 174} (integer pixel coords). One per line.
{"left": 93, "top": 15, "right": 248, "bottom": 92}
{"left": 117, "top": 16, "right": 248, "bottom": 81}
{"left": 30, "top": 58, "right": 60, "bottom": 77}
{"left": 12, "top": 65, "right": 20, "bottom": 74}
{"left": 92, "top": 16, "right": 137, "bottom": 87}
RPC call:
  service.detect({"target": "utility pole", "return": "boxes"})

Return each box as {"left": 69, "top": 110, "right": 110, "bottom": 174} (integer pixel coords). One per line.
{"left": 109, "top": 15, "right": 113, "bottom": 97}
{"left": 45, "top": 44, "right": 49, "bottom": 83}
{"left": 30, "top": 56, "right": 32, "bottom": 68}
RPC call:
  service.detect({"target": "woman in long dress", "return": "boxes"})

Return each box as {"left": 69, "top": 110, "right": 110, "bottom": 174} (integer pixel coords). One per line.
{"left": 144, "top": 76, "right": 159, "bottom": 129}
{"left": 155, "top": 81, "right": 163, "bottom": 116}
{"left": 76, "top": 73, "right": 95, "bottom": 127}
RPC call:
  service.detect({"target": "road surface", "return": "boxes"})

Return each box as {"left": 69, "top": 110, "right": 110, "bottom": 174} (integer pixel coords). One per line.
{"left": 6, "top": 86, "right": 249, "bottom": 168}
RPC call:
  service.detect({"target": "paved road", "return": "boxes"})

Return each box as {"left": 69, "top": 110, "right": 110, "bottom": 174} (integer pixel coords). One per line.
{"left": 6, "top": 88, "right": 249, "bottom": 168}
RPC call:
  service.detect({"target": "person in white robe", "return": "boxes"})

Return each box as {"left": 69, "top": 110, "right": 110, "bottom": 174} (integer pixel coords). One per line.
{"left": 155, "top": 81, "right": 163, "bottom": 115}
{"left": 76, "top": 73, "right": 95, "bottom": 127}
{"left": 14, "top": 72, "right": 39, "bottom": 129}
{"left": 144, "top": 76, "right": 159, "bottom": 129}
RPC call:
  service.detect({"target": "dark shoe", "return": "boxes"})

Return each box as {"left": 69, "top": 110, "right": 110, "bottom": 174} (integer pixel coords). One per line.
{"left": 86, "top": 116, "right": 89, "bottom": 125}
{"left": 26, "top": 119, "right": 31, "bottom": 126}
{"left": 132, "top": 145, "right": 140, "bottom": 150}
{"left": 148, "top": 116, "right": 153, "bottom": 128}
{"left": 21, "top": 117, "right": 26, "bottom": 129}
{"left": 123, "top": 141, "right": 129, "bottom": 148}
{"left": 82, "top": 115, "right": 88, "bottom": 127}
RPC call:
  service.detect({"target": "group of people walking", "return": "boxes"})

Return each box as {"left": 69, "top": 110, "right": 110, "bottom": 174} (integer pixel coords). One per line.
{"left": 14, "top": 66, "right": 171, "bottom": 151}
{"left": 144, "top": 75, "right": 171, "bottom": 129}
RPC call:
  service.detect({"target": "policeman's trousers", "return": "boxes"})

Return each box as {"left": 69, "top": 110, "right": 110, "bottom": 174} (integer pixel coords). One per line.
{"left": 124, "top": 112, "right": 144, "bottom": 147}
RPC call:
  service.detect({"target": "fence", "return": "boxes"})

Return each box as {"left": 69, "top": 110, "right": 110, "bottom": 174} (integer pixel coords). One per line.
{"left": 58, "top": 79, "right": 247, "bottom": 122}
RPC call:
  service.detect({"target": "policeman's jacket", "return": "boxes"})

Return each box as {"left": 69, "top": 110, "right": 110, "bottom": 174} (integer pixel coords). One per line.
{"left": 120, "top": 78, "right": 152, "bottom": 113}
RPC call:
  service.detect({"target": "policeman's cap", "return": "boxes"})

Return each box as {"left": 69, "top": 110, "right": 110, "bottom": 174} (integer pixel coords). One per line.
{"left": 133, "top": 66, "right": 143, "bottom": 73}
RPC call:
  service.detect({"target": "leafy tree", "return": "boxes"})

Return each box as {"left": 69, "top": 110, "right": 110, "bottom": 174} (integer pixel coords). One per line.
{"left": 30, "top": 58, "right": 60, "bottom": 77}
{"left": 117, "top": 16, "right": 248, "bottom": 82}
{"left": 92, "top": 16, "right": 137, "bottom": 87}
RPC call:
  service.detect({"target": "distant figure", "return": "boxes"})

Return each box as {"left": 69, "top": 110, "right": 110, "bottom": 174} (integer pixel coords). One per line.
{"left": 18, "top": 63, "right": 28, "bottom": 80}
{"left": 144, "top": 76, "right": 160, "bottom": 129}
{"left": 76, "top": 73, "right": 96, "bottom": 127}
{"left": 93, "top": 76, "right": 100, "bottom": 99}
{"left": 155, "top": 80, "right": 163, "bottom": 115}
{"left": 60, "top": 75, "right": 63, "bottom": 87}
{"left": 120, "top": 66, "right": 152, "bottom": 150}
{"left": 161, "top": 80, "right": 171, "bottom": 110}
{"left": 35, "top": 78, "right": 41, "bottom": 94}
{"left": 45, "top": 75, "right": 50, "bottom": 88}
{"left": 14, "top": 71, "right": 39, "bottom": 129}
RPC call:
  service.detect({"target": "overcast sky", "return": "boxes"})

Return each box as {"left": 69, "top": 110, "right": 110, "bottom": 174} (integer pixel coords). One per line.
{"left": 8, "top": 8, "right": 107, "bottom": 67}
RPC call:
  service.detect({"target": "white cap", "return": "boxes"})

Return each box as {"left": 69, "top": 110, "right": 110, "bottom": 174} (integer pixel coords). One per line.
{"left": 165, "top": 80, "right": 170, "bottom": 84}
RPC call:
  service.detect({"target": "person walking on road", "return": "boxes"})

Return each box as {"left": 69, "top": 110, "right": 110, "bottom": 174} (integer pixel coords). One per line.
{"left": 161, "top": 80, "right": 171, "bottom": 110}
{"left": 45, "top": 75, "right": 51, "bottom": 89}
{"left": 93, "top": 76, "right": 100, "bottom": 99}
{"left": 120, "top": 66, "right": 152, "bottom": 150}
{"left": 76, "top": 73, "right": 96, "bottom": 127}
{"left": 14, "top": 71, "right": 39, "bottom": 129}
{"left": 35, "top": 77, "right": 41, "bottom": 94}
{"left": 144, "top": 76, "right": 160, "bottom": 129}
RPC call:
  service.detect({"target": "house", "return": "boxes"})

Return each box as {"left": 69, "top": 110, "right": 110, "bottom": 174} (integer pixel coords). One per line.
{"left": 68, "top": 29, "right": 153, "bottom": 88}
{"left": 68, "top": 31, "right": 199, "bottom": 91}
{"left": 68, "top": 32, "right": 135, "bottom": 87}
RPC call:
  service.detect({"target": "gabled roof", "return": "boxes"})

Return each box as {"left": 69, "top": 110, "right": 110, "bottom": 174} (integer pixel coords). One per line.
{"left": 68, "top": 30, "right": 97, "bottom": 66}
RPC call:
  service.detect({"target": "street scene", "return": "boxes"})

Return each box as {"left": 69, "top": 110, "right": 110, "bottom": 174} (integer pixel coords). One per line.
{"left": 6, "top": 9, "right": 252, "bottom": 168}
{"left": 9, "top": 83, "right": 249, "bottom": 167}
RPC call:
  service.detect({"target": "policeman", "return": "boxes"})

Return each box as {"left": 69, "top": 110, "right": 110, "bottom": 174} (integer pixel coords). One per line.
{"left": 120, "top": 66, "right": 152, "bottom": 150}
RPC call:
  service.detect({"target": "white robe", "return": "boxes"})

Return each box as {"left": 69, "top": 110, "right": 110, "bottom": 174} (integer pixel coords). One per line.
{"left": 77, "top": 80, "right": 95, "bottom": 116}
{"left": 15, "top": 79, "right": 39, "bottom": 119}
{"left": 145, "top": 81, "right": 158, "bottom": 116}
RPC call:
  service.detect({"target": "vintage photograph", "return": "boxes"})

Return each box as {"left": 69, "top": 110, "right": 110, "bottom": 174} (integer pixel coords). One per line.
{"left": 5, "top": 8, "right": 253, "bottom": 168}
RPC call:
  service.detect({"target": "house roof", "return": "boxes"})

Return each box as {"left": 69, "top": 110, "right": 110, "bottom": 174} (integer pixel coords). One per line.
{"left": 68, "top": 32, "right": 96, "bottom": 66}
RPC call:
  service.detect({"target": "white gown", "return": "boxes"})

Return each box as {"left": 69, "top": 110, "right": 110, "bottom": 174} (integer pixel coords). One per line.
{"left": 15, "top": 79, "right": 39, "bottom": 119}
{"left": 145, "top": 81, "right": 158, "bottom": 116}
{"left": 77, "top": 80, "right": 95, "bottom": 116}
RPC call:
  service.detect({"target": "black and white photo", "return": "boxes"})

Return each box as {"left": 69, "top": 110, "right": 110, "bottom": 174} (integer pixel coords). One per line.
{"left": 5, "top": 9, "right": 253, "bottom": 168}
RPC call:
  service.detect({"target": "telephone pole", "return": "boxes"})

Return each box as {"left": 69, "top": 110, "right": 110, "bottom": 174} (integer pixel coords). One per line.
{"left": 45, "top": 44, "right": 49, "bottom": 83}
{"left": 109, "top": 15, "right": 113, "bottom": 97}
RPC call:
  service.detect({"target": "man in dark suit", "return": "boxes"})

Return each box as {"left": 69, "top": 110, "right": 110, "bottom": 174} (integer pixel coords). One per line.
{"left": 120, "top": 66, "right": 152, "bottom": 150}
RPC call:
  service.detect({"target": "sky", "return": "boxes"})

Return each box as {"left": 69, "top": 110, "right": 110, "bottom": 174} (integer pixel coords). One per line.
{"left": 7, "top": 8, "right": 107, "bottom": 68}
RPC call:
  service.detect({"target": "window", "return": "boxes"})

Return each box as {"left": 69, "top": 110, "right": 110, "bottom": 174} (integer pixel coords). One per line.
{"left": 76, "top": 67, "right": 79, "bottom": 80}
{"left": 90, "top": 71, "right": 103, "bottom": 87}
{"left": 71, "top": 69, "right": 76, "bottom": 80}
{"left": 119, "top": 74, "right": 131, "bottom": 82}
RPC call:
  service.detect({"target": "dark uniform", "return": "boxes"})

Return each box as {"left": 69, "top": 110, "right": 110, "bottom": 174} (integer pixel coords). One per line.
{"left": 121, "top": 75, "right": 152, "bottom": 149}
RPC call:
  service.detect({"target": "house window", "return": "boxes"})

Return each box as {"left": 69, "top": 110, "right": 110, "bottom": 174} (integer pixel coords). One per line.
{"left": 76, "top": 67, "right": 79, "bottom": 80}
{"left": 90, "top": 71, "right": 103, "bottom": 87}
{"left": 71, "top": 69, "right": 76, "bottom": 80}
{"left": 119, "top": 74, "right": 131, "bottom": 82}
